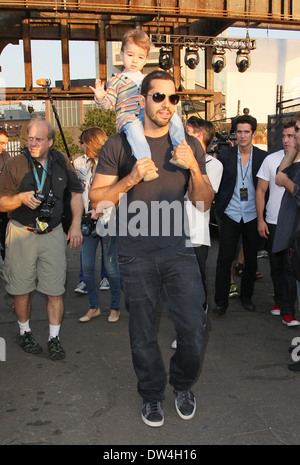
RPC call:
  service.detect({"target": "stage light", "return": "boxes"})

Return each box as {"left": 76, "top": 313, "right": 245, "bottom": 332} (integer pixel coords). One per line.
{"left": 236, "top": 50, "right": 251, "bottom": 73}
{"left": 212, "top": 49, "right": 226, "bottom": 73}
{"left": 184, "top": 46, "right": 199, "bottom": 70}
{"left": 159, "top": 47, "right": 173, "bottom": 70}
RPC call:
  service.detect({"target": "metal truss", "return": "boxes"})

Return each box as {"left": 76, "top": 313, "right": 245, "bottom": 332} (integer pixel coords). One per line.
{"left": 150, "top": 34, "right": 257, "bottom": 51}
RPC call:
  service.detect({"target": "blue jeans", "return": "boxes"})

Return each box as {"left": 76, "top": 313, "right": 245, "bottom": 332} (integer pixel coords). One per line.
{"left": 100, "top": 239, "right": 108, "bottom": 280}
{"left": 118, "top": 248, "right": 206, "bottom": 402}
{"left": 79, "top": 241, "right": 108, "bottom": 282}
{"left": 82, "top": 234, "right": 120, "bottom": 310}
{"left": 123, "top": 110, "right": 185, "bottom": 160}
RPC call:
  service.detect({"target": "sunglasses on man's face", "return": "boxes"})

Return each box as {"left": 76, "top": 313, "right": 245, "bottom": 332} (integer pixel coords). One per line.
{"left": 145, "top": 92, "right": 180, "bottom": 105}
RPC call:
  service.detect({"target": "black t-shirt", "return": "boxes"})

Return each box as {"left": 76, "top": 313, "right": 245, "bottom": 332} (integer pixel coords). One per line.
{"left": 96, "top": 132, "right": 206, "bottom": 257}
{"left": 0, "top": 149, "right": 82, "bottom": 228}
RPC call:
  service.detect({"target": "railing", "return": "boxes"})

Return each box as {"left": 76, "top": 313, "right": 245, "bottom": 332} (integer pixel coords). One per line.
{"left": 0, "top": 0, "right": 299, "bottom": 23}
{"left": 6, "top": 140, "right": 21, "bottom": 157}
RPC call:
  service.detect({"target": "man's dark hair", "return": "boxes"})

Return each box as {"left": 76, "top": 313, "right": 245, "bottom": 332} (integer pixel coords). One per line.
{"left": 141, "top": 70, "right": 175, "bottom": 97}
{"left": 187, "top": 116, "right": 215, "bottom": 147}
{"left": 282, "top": 120, "right": 296, "bottom": 130}
{"left": 232, "top": 114, "right": 257, "bottom": 133}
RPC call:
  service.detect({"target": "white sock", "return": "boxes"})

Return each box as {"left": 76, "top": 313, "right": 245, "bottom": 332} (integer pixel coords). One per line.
{"left": 49, "top": 324, "right": 60, "bottom": 341}
{"left": 18, "top": 320, "right": 31, "bottom": 335}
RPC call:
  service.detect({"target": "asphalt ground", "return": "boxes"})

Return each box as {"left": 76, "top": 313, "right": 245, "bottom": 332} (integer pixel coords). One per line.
{"left": 1, "top": 231, "right": 300, "bottom": 449}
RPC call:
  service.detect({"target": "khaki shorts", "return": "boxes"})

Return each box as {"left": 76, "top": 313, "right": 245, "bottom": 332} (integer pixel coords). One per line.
{"left": 4, "top": 220, "right": 67, "bottom": 296}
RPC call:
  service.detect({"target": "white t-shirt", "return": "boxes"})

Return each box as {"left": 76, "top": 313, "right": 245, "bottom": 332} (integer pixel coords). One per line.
{"left": 256, "top": 150, "right": 285, "bottom": 225}
{"left": 73, "top": 154, "right": 92, "bottom": 212}
{"left": 122, "top": 71, "right": 144, "bottom": 86}
{"left": 186, "top": 155, "right": 223, "bottom": 246}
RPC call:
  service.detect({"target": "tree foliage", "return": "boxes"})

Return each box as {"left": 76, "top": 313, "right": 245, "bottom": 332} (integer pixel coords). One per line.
{"left": 81, "top": 107, "right": 117, "bottom": 137}
{"left": 53, "top": 129, "right": 80, "bottom": 159}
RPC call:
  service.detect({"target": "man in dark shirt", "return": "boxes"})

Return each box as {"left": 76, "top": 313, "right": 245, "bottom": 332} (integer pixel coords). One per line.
{"left": 90, "top": 70, "right": 214, "bottom": 427}
{"left": 273, "top": 111, "right": 300, "bottom": 330}
{"left": 0, "top": 128, "right": 9, "bottom": 171}
{"left": 0, "top": 128, "right": 10, "bottom": 260}
{"left": 0, "top": 119, "right": 83, "bottom": 360}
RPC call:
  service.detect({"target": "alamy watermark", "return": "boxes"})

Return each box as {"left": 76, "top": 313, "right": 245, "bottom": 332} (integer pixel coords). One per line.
{"left": 96, "top": 194, "right": 206, "bottom": 246}
{"left": 0, "top": 337, "right": 6, "bottom": 362}
{"left": 291, "top": 337, "right": 300, "bottom": 362}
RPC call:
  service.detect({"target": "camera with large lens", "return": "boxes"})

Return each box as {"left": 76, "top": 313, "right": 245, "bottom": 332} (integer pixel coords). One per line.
{"left": 35, "top": 190, "right": 56, "bottom": 222}
{"left": 216, "top": 131, "right": 232, "bottom": 153}
{"left": 208, "top": 131, "right": 232, "bottom": 156}
{"left": 81, "top": 213, "right": 98, "bottom": 237}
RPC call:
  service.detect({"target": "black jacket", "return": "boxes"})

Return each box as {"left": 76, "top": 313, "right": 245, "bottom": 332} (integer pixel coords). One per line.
{"left": 215, "top": 145, "right": 268, "bottom": 219}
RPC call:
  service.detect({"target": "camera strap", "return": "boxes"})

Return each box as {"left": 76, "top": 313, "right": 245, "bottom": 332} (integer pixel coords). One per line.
{"left": 28, "top": 154, "right": 54, "bottom": 231}
{"left": 239, "top": 158, "right": 250, "bottom": 187}
{"left": 27, "top": 153, "right": 54, "bottom": 194}
{"left": 32, "top": 158, "right": 48, "bottom": 192}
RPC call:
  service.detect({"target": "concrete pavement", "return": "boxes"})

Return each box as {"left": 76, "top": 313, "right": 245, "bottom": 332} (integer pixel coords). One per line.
{"left": 1, "top": 236, "right": 300, "bottom": 446}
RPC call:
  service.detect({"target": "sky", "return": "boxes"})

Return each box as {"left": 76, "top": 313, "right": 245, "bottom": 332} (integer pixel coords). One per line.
{"left": 0, "top": 41, "right": 96, "bottom": 110}
{"left": 0, "top": 26, "right": 299, "bottom": 111}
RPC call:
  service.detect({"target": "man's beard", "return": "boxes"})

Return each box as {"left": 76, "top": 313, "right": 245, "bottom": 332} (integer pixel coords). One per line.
{"left": 145, "top": 108, "right": 173, "bottom": 128}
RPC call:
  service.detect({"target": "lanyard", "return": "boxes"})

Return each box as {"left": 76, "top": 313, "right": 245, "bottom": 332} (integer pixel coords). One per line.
{"left": 32, "top": 158, "right": 48, "bottom": 192}
{"left": 239, "top": 158, "right": 250, "bottom": 187}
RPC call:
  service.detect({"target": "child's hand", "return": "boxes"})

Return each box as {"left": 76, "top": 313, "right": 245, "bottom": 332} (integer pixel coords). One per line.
{"left": 89, "top": 79, "right": 108, "bottom": 102}
{"left": 87, "top": 208, "right": 99, "bottom": 220}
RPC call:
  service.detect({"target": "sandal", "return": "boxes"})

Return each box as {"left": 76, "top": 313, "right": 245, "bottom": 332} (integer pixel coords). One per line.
{"left": 235, "top": 263, "right": 244, "bottom": 277}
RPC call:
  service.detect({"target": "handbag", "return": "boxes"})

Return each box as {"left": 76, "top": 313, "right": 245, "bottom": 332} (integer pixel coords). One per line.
{"left": 289, "top": 208, "right": 300, "bottom": 281}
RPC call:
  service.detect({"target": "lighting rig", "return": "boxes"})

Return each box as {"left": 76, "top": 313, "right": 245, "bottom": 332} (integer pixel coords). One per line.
{"left": 211, "top": 48, "right": 226, "bottom": 73}
{"left": 184, "top": 46, "right": 200, "bottom": 70}
{"left": 151, "top": 33, "right": 256, "bottom": 73}
{"left": 158, "top": 46, "right": 173, "bottom": 70}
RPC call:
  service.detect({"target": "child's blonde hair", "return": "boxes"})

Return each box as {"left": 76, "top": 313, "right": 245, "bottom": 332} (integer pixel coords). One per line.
{"left": 121, "top": 29, "right": 151, "bottom": 55}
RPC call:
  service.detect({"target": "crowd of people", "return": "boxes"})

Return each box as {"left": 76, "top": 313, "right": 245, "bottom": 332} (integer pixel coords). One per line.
{"left": 0, "top": 27, "right": 300, "bottom": 428}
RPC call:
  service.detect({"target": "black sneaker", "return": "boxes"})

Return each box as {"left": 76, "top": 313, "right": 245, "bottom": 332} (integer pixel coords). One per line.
{"left": 47, "top": 336, "right": 65, "bottom": 361}
{"left": 174, "top": 389, "right": 196, "bottom": 420}
{"left": 18, "top": 331, "right": 42, "bottom": 354}
{"left": 142, "top": 401, "right": 164, "bottom": 427}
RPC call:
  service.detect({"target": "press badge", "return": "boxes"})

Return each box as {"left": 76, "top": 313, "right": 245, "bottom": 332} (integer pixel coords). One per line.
{"left": 240, "top": 187, "right": 248, "bottom": 201}
{"left": 36, "top": 219, "right": 49, "bottom": 231}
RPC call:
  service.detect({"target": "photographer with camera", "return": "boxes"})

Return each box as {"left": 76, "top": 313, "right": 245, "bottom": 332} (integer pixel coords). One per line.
{"left": 210, "top": 130, "right": 234, "bottom": 157}
{"left": 0, "top": 119, "right": 83, "bottom": 360}
{"left": 0, "top": 128, "right": 10, "bottom": 261}
{"left": 77, "top": 127, "right": 121, "bottom": 324}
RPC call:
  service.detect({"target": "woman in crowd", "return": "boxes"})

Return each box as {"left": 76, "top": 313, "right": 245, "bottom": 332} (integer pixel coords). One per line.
{"left": 76, "top": 126, "right": 121, "bottom": 323}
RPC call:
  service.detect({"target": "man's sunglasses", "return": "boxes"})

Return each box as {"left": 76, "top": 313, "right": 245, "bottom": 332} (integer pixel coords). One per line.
{"left": 145, "top": 92, "right": 180, "bottom": 105}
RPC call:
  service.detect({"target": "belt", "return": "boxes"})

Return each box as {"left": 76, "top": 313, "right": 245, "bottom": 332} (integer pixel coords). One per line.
{"left": 27, "top": 227, "right": 53, "bottom": 235}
